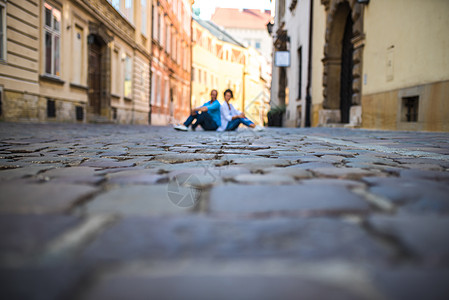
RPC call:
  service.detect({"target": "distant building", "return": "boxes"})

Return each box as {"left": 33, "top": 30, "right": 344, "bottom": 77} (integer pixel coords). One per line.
{"left": 150, "top": 0, "right": 193, "bottom": 125}
{"left": 191, "top": 18, "right": 270, "bottom": 126}
{"left": 211, "top": 8, "right": 272, "bottom": 62}
{"left": 271, "top": 0, "right": 449, "bottom": 131}
{"left": 0, "top": 0, "right": 153, "bottom": 124}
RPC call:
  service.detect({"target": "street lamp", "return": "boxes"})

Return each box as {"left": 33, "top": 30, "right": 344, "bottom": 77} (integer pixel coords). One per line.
{"left": 357, "top": 0, "right": 370, "bottom": 4}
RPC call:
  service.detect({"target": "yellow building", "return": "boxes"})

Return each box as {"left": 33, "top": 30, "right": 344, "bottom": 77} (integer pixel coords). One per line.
{"left": 314, "top": 0, "right": 449, "bottom": 131}
{"left": 0, "top": 0, "right": 152, "bottom": 124}
{"left": 191, "top": 18, "right": 270, "bottom": 126}
{"left": 273, "top": 0, "right": 449, "bottom": 131}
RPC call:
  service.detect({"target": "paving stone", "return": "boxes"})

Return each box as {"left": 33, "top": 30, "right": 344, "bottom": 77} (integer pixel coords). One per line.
{"left": 0, "top": 183, "right": 98, "bottom": 214}
{"left": 81, "top": 216, "right": 392, "bottom": 262}
{"left": 264, "top": 166, "right": 313, "bottom": 179}
{"left": 233, "top": 174, "right": 296, "bottom": 184}
{"left": 80, "top": 263, "right": 372, "bottom": 300}
{"left": 154, "top": 153, "right": 217, "bottom": 164}
{"left": 0, "top": 214, "right": 81, "bottom": 261}
{"left": 398, "top": 169, "right": 449, "bottom": 182}
{"left": 372, "top": 266, "right": 449, "bottom": 300}
{"left": 0, "top": 264, "right": 88, "bottom": 300}
{"left": 39, "top": 167, "right": 104, "bottom": 185}
{"left": 209, "top": 185, "right": 370, "bottom": 214}
{"left": 80, "top": 158, "right": 136, "bottom": 168}
{"left": 0, "top": 165, "right": 60, "bottom": 181}
{"left": 106, "top": 169, "right": 167, "bottom": 185}
{"left": 312, "top": 167, "right": 376, "bottom": 179}
{"left": 230, "top": 157, "right": 291, "bottom": 170}
{"left": 300, "top": 178, "right": 366, "bottom": 188}
{"left": 364, "top": 177, "right": 449, "bottom": 213}
{"left": 367, "top": 215, "right": 449, "bottom": 265}
{"left": 85, "top": 185, "right": 190, "bottom": 216}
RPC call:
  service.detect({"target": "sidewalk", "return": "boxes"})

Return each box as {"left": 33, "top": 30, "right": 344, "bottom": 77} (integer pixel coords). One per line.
{"left": 1, "top": 123, "right": 448, "bottom": 300}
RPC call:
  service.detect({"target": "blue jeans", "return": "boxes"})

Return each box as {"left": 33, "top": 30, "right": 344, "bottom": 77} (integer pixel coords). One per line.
{"left": 225, "top": 117, "right": 254, "bottom": 131}
{"left": 184, "top": 112, "right": 218, "bottom": 131}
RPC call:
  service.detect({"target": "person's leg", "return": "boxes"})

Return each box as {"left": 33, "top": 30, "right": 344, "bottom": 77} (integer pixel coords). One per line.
{"left": 225, "top": 118, "right": 242, "bottom": 131}
{"left": 197, "top": 112, "right": 218, "bottom": 131}
{"left": 240, "top": 117, "right": 255, "bottom": 128}
{"left": 183, "top": 114, "right": 197, "bottom": 127}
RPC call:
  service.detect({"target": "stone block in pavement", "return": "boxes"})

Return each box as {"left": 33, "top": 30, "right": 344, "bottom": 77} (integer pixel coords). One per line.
{"left": 80, "top": 158, "right": 136, "bottom": 169}
{"left": 209, "top": 185, "right": 370, "bottom": 215}
{"left": 39, "top": 167, "right": 104, "bottom": 185}
{"left": 0, "top": 214, "right": 81, "bottom": 262}
{"left": 300, "top": 178, "right": 366, "bottom": 188}
{"left": 85, "top": 185, "right": 191, "bottom": 216}
{"left": 367, "top": 215, "right": 449, "bottom": 265}
{"left": 364, "top": 177, "right": 449, "bottom": 213}
{"left": 229, "top": 157, "right": 291, "bottom": 170}
{"left": 372, "top": 266, "right": 449, "bottom": 300}
{"left": 263, "top": 166, "right": 313, "bottom": 179}
{"left": 0, "top": 264, "right": 88, "bottom": 300}
{"left": 106, "top": 169, "right": 168, "bottom": 185}
{"left": 0, "top": 164, "right": 60, "bottom": 181}
{"left": 312, "top": 167, "right": 376, "bottom": 179}
{"left": 80, "top": 263, "right": 371, "bottom": 300}
{"left": 233, "top": 174, "right": 296, "bottom": 185}
{"left": 154, "top": 153, "right": 217, "bottom": 164}
{"left": 0, "top": 183, "right": 98, "bottom": 214}
{"left": 80, "top": 216, "right": 393, "bottom": 262}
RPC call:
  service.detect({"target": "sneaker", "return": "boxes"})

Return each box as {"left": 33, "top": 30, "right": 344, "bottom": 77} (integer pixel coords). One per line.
{"left": 174, "top": 124, "right": 188, "bottom": 131}
{"left": 254, "top": 125, "right": 264, "bottom": 132}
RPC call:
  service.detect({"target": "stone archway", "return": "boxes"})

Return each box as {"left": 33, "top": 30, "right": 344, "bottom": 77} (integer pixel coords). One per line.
{"left": 321, "top": 0, "right": 365, "bottom": 125}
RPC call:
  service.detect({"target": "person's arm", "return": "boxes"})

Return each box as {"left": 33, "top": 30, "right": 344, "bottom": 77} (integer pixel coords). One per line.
{"left": 230, "top": 105, "right": 245, "bottom": 119}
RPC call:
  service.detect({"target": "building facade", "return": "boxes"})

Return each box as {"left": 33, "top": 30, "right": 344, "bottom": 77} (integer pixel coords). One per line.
{"left": 271, "top": 0, "right": 449, "bottom": 131}
{"left": 191, "top": 18, "right": 270, "bottom": 126}
{"left": 211, "top": 8, "right": 273, "bottom": 62}
{"left": 0, "top": 0, "right": 154, "bottom": 124}
{"left": 150, "top": 0, "right": 193, "bottom": 125}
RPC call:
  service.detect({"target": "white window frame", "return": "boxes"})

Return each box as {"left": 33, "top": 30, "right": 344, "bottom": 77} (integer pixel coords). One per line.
{"left": 0, "top": 2, "right": 6, "bottom": 61}
{"left": 43, "top": 1, "right": 61, "bottom": 77}
{"left": 141, "top": 0, "right": 147, "bottom": 36}
{"left": 124, "top": 54, "right": 132, "bottom": 99}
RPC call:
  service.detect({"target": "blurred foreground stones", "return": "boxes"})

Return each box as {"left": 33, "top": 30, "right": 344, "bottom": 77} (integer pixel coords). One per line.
{"left": 0, "top": 123, "right": 448, "bottom": 300}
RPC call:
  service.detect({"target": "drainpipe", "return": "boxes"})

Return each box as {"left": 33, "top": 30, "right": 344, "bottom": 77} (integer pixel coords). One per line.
{"left": 305, "top": 0, "right": 313, "bottom": 127}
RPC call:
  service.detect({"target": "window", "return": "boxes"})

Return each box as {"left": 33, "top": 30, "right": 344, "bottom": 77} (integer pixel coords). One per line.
{"left": 151, "top": 70, "right": 156, "bottom": 105}
{"left": 298, "top": 47, "right": 302, "bottom": 99}
{"left": 141, "top": 0, "right": 147, "bottom": 36}
{"left": 44, "top": 2, "right": 61, "bottom": 77}
{"left": 153, "top": 5, "right": 158, "bottom": 40}
{"left": 111, "top": 0, "right": 120, "bottom": 10}
{"left": 159, "top": 13, "right": 163, "bottom": 45}
{"left": 0, "top": 86, "right": 3, "bottom": 116}
{"left": 76, "top": 106, "right": 84, "bottom": 121}
{"left": 47, "top": 99, "right": 56, "bottom": 118}
{"left": 255, "top": 40, "right": 261, "bottom": 49}
{"left": 191, "top": 67, "right": 195, "bottom": 81}
{"left": 72, "top": 25, "right": 84, "bottom": 85}
{"left": 124, "top": 55, "right": 132, "bottom": 98}
{"left": 124, "top": 0, "right": 133, "bottom": 23}
{"left": 198, "top": 69, "right": 201, "bottom": 83}
{"left": 0, "top": 3, "right": 6, "bottom": 61}
{"left": 156, "top": 73, "right": 161, "bottom": 105}
{"left": 402, "top": 96, "right": 419, "bottom": 122}
{"left": 166, "top": 25, "right": 171, "bottom": 54}
{"left": 164, "top": 77, "right": 169, "bottom": 106}
{"left": 111, "top": 49, "right": 120, "bottom": 94}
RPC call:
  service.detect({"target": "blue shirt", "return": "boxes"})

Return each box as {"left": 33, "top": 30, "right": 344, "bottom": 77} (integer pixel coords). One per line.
{"left": 202, "top": 100, "right": 221, "bottom": 127}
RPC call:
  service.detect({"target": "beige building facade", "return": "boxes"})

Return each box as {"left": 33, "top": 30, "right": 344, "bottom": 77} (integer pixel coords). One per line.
{"left": 272, "top": 0, "right": 449, "bottom": 131}
{"left": 0, "top": 0, "right": 152, "bottom": 124}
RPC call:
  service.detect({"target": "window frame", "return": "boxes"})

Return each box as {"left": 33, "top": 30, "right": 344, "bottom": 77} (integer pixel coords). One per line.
{"left": 0, "top": 2, "right": 6, "bottom": 62}
{"left": 43, "top": 1, "right": 62, "bottom": 78}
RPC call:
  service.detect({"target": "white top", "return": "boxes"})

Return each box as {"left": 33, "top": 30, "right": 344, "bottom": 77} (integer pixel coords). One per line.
{"left": 217, "top": 102, "right": 241, "bottom": 132}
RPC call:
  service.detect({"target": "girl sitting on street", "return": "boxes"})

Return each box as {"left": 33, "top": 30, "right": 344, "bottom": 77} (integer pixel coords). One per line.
{"left": 217, "top": 89, "right": 264, "bottom": 132}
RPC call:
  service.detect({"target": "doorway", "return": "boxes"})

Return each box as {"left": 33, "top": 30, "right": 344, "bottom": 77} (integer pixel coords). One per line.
{"left": 88, "top": 36, "right": 102, "bottom": 115}
{"left": 339, "top": 12, "right": 353, "bottom": 124}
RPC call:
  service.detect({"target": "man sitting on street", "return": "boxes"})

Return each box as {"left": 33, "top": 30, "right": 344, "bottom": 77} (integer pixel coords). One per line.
{"left": 174, "top": 89, "right": 221, "bottom": 131}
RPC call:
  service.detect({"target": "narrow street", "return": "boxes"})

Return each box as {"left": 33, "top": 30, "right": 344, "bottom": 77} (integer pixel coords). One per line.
{"left": 1, "top": 122, "right": 448, "bottom": 300}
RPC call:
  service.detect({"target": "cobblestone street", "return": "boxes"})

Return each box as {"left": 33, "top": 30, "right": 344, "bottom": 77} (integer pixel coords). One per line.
{"left": 0, "top": 122, "right": 448, "bottom": 300}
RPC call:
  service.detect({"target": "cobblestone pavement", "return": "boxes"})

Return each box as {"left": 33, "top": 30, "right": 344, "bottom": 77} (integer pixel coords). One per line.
{"left": 1, "top": 122, "right": 448, "bottom": 300}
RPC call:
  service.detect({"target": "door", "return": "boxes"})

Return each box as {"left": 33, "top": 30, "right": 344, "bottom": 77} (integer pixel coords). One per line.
{"left": 339, "top": 13, "right": 353, "bottom": 124}
{"left": 88, "top": 40, "right": 102, "bottom": 115}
